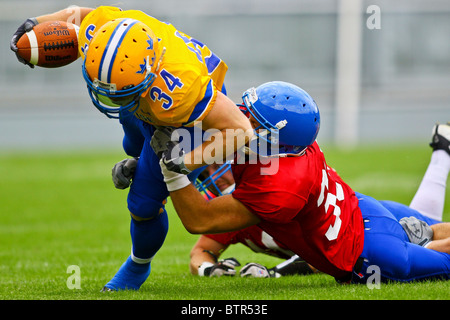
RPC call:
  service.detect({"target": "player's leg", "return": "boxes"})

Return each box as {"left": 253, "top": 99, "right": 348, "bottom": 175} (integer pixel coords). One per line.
{"left": 379, "top": 200, "right": 440, "bottom": 226}
{"left": 409, "top": 122, "right": 450, "bottom": 221}
{"left": 360, "top": 228, "right": 450, "bottom": 282}
{"left": 379, "top": 200, "right": 450, "bottom": 250}
{"left": 103, "top": 126, "right": 205, "bottom": 291}
{"left": 354, "top": 193, "right": 450, "bottom": 283}
{"left": 103, "top": 139, "right": 170, "bottom": 291}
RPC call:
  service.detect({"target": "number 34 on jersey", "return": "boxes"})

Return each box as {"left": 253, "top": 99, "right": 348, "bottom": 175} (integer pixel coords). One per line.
{"left": 149, "top": 69, "right": 184, "bottom": 110}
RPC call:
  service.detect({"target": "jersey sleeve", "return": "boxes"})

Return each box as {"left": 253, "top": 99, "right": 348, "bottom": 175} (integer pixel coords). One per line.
{"left": 205, "top": 231, "right": 241, "bottom": 246}
{"left": 231, "top": 164, "right": 308, "bottom": 224}
{"left": 181, "top": 76, "right": 217, "bottom": 126}
{"left": 120, "top": 114, "right": 145, "bottom": 157}
{"left": 232, "top": 187, "right": 306, "bottom": 224}
{"left": 78, "top": 6, "right": 123, "bottom": 59}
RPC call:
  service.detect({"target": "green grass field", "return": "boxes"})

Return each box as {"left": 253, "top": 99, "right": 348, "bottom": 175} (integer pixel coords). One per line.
{"left": 0, "top": 145, "right": 449, "bottom": 302}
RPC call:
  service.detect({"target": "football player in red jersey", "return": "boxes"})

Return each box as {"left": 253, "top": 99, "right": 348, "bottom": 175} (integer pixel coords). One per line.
{"left": 190, "top": 132, "right": 450, "bottom": 278}
{"left": 190, "top": 163, "right": 318, "bottom": 277}
{"left": 153, "top": 81, "right": 450, "bottom": 283}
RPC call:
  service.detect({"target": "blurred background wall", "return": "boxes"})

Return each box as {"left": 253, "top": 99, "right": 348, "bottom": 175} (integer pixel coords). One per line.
{"left": 0, "top": 0, "right": 449, "bottom": 151}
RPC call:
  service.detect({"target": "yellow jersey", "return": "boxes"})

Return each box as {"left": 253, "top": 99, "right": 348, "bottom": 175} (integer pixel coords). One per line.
{"left": 79, "top": 6, "right": 228, "bottom": 127}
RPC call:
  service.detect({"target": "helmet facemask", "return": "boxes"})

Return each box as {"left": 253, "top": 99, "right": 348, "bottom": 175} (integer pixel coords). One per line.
{"left": 83, "top": 64, "right": 155, "bottom": 119}
{"left": 195, "top": 162, "right": 235, "bottom": 200}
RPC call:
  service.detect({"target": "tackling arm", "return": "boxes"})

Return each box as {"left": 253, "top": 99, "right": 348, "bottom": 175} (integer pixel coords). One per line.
{"left": 170, "top": 183, "right": 260, "bottom": 234}
{"left": 183, "top": 91, "right": 254, "bottom": 172}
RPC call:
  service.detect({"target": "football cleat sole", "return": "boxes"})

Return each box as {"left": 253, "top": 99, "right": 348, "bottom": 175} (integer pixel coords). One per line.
{"left": 430, "top": 122, "right": 450, "bottom": 156}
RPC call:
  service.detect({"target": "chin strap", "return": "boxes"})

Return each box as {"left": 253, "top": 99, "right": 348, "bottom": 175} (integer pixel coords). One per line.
{"left": 155, "top": 47, "right": 166, "bottom": 72}
{"left": 221, "top": 184, "right": 236, "bottom": 195}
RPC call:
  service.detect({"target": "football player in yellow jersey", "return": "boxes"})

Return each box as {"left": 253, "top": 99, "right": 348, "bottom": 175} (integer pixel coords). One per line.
{"left": 11, "top": 5, "right": 253, "bottom": 291}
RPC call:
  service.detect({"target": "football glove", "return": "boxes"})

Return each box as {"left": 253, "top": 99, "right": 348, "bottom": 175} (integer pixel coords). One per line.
{"left": 198, "top": 258, "right": 241, "bottom": 277}
{"left": 159, "top": 158, "right": 191, "bottom": 192}
{"left": 240, "top": 262, "right": 272, "bottom": 278}
{"left": 10, "top": 18, "right": 38, "bottom": 68}
{"left": 112, "top": 157, "right": 139, "bottom": 189}
{"left": 269, "top": 255, "right": 318, "bottom": 277}
{"left": 150, "top": 127, "right": 191, "bottom": 175}
{"left": 150, "top": 126, "right": 175, "bottom": 158}
{"left": 161, "top": 140, "right": 191, "bottom": 175}
{"left": 400, "top": 216, "right": 434, "bottom": 247}
{"left": 240, "top": 256, "right": 318, "bottom": 278}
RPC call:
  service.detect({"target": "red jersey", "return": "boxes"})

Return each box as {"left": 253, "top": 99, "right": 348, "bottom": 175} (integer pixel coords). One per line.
{"left": 206, "top": 226, "right": 294, "bottom": 260}
{"left": 231, "top": 142, "right": 364, "bottom": 279}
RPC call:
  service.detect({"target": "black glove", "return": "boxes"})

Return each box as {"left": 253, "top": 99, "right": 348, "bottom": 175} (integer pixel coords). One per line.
{"left": 161, "top": 140, "right": 191, "bottom": 175}
{"left": 150, "top": 127, "right": 175, "bottom": 158}
{"left": 112, "top": 157, "right": 139, "bottom": 189}
{"left": 10, "top": 18, "right": 38, "bottom": 68}
{"left": 201, "top": 258, "right": 241, "bottom": 277}
{"left": 269, "top": 255, "right": 317, "bottom": 277}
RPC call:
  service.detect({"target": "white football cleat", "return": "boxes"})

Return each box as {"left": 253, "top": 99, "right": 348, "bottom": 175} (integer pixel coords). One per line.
{"left": 430, "top": 122, "right": 450, "bottom": 156}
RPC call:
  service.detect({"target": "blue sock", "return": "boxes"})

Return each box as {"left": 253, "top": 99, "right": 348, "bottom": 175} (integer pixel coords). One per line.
{"left": 130, "top": 211, "right": 169, "bottom": 259}
{"left": 103, "top": 212, "right": 168, "bottom": 291}
{"left": 103, "top": 256, "right": 150, "bottom": 291}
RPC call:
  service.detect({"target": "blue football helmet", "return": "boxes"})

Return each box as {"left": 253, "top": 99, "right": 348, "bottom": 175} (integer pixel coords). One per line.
{"left": 241, "top": 81, "right": 320, "bottom": 156}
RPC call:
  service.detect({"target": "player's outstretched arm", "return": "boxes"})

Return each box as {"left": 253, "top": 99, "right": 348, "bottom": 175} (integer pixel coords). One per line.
{"left": 189, "top": 236, "right": 241, "bottom": 276}
{"left": 34, "top": 6, "right": 93, "bottom": 25}
{"left": 190, "top": 236, "right": 227, "bottom": 275}
{"left": 427, "top": 238, "right": 450, "bottom": 254}
{"left": 10, "top": 6, "right": 93, "bottom": 68}
{"left": 427, "top": 222, "right": 450, "bottom": 254}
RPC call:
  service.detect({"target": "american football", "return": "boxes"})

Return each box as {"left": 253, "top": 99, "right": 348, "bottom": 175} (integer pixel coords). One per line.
{"left": 16, "top": 20, "right": 79, "bottom": 68}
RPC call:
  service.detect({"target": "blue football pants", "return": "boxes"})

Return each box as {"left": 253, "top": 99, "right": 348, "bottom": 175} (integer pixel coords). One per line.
{"left": 121, "top": 117, "right": 204, "bottom": 262}
{"left": 353, "top": 193, "right": 450, "bottom": 283}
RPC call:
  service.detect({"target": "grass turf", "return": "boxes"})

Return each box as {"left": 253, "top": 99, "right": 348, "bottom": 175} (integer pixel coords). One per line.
{"left": 0, "top": 145, "right": 448, "bottom": 301}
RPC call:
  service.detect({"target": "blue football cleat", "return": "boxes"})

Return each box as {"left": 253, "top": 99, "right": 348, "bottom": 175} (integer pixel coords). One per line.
{"left": 102, "top": 256, "right": 151, "bottom": 291}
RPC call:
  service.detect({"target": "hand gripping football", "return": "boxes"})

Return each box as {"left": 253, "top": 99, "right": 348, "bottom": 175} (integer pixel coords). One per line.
{"left": 16, "top": 21, "right": 79, "bottom": 68}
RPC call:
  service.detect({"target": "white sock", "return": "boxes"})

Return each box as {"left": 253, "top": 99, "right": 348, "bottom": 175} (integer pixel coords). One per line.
{"left": 409, "top": 150, "right": 450, "bottom": 221}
